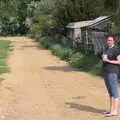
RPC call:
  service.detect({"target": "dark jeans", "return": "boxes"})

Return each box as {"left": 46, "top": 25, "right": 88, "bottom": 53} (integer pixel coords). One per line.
{"left": 103, "top": 72, "right": 119, "bottom": 98}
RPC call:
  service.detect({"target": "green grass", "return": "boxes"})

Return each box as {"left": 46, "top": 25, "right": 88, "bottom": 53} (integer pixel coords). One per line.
{"left": 0, "top": 40, "right": 11, "bottom": 80}
{"left": 0, "top": 60, "right": 7, "bottom": 66}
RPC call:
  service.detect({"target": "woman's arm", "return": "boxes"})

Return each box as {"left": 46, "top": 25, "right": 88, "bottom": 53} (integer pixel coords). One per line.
{"left": 103, "top": 55, "right": 120, "bottom": 64}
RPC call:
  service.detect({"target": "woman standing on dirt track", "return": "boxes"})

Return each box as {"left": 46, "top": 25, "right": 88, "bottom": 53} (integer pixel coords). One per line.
{"left": 102, "top": 35, "right": 120, "bottom": 117}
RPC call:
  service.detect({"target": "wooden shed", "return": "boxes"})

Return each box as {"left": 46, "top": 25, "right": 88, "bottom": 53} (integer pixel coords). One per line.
{"left": 66, "top": 16, "right": 111, "bottom": 53}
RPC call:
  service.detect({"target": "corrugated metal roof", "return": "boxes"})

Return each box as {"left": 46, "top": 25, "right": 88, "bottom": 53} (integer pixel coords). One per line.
{"left": 66, "top": 20, "right": 93, "bottom": 28}
{"left": 66, "top": 16, "right": 109, "bottom": 29}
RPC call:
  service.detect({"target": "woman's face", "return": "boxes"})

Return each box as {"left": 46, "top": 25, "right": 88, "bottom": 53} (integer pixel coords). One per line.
{"left": 107, "top": 36, "right": 115, "bottom": 47}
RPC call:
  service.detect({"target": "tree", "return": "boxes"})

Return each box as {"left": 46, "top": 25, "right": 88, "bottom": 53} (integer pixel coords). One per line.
{"left": 51, "top": 0, "right": 105, "bottom": 34}
{"left": 0, "top": 0, "right": 42, "bottom": 35}
{"left": 104, "top": 0, "right": 120, "bottom": 38}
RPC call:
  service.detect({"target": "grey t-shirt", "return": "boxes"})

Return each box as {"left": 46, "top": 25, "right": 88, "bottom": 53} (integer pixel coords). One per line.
{"left": 102, "top": 46, "right": 120, "bottom": 74}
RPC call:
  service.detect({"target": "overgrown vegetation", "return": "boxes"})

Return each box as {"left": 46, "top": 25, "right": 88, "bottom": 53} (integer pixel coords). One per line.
{"left": 0, "top": 0, "right": 41, "bottom": 35}
{"left": 0, "top": 0, "right": 120, "bottom": 76}
{"left": 0, "top": 0, "right": 119, "bottom": 36}
{"left": 27, "top": 0, "right": 120, "bottom": 76}
{"left": 36, "top": 36, "right": 101, "bottom": 76}
{"left": 0, "top": 40, "right": 11, "bottom": 80}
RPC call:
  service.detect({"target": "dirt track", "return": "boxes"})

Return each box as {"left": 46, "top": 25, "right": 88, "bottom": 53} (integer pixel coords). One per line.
{"left": 0, "top": 37, "right": 119, "bottom": 120}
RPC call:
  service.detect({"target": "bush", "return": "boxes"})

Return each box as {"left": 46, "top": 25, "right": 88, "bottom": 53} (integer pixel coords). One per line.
{"left": 69, "top": 52, "right": 101, "bottom": 75}
{"left": 29, "top": 14, "right": 57, "bottom": 38}
{"left": 69, "top": 52, "right": 85, "bottom": 68}
{"left": 38, "top": 37, "right": 53, "bottom": 49}
{"left": 50, "top": 44, "right": 73, "bottom": 61}
{"left": 89, "top": 62, "right": 101, "bottom": 76}
{"left": 0, "top": 17, "right": 20, "bottom": 36}
{"left": 35, "top": 34, "right": 102, "bottom": 76}
{"left": 28, "top": 24, "right": 41, "bottom": 39}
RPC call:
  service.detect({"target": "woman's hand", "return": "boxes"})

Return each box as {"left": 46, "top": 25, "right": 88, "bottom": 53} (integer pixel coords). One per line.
{"left": 103, "top": 58, "right": 110, "bottom": 63}
{"left": 103, "top": 55, "right": 120, "bottom": 64}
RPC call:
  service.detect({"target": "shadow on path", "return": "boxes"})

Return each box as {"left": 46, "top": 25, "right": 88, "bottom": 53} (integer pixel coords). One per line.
{"left": 44, "top": 66, "right": 79, "bottom": 72}
{"left": 65, "top": 102, "right": 105, "bottom": 114}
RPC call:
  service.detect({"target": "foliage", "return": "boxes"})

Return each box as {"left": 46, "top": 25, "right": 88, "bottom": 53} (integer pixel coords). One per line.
{"left": 50, "top": 44, "right": 73, "bottom": 61}
{"left": 0, "top": 0, "right": 41, "bottom": 35}
{"left": 69, "top": 52, "right": 101, "bottom": 75}
{"left": 28, "top": 0, "right": 119, "bottom": 76}
{"left": 104, "top": 0, "right": 118, "bottom": 12}
{"left": 52, "top": 0, "right": 105, "bottom": 34}
{"left": 104, "top": 0, "right": 120, "bottom": 40}
{"left": 36, "top": 35, "right": 101, "bottom": 75}
{"left": 0, "top": 17, "right": 20, "bottom": 36}
{"left": 37, "top": 37, "right": 53, "bottom": 49}
{"left": 0, "top": 0, "right": 119, "bottom": 36}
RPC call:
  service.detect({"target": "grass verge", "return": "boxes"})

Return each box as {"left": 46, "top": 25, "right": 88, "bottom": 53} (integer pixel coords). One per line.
{"left": 0, "top": 40, "right": 12, "bottom": 80}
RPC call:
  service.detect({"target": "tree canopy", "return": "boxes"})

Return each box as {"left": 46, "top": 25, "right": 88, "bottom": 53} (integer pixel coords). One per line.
{"left": 0, "top": 0, "right": 119, "bottom": 36}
